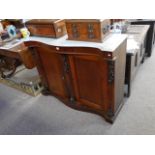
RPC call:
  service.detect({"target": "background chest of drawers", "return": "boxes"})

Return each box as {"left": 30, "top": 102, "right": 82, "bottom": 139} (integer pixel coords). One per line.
{"left": 65, "top": 19, "right": 110, "bottom": 42}
{"left": 25, "top": 19, "right": 67, "bottom": 38}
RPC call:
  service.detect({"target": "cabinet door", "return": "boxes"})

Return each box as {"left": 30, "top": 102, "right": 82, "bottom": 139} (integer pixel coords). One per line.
{"left": 37, "top": 47, "right": 69, "bottom": 99}
{"left": 68, "top": 54, "right": 108, "bottom": 111}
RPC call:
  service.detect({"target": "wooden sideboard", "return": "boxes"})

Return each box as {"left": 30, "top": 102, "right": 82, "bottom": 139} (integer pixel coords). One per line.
{"left": 25, "top": 34, "right": 127, "bottom": 123}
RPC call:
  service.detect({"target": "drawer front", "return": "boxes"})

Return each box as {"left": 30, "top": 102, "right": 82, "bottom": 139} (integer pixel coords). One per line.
{"left": 27, "top": 25, "right": 56, "bottom": 37}
{"left": 66, "top": 22, "right": 102, "bottom": 42}
{"left": 68, "top": 54, "right": 108, "bottom": 111}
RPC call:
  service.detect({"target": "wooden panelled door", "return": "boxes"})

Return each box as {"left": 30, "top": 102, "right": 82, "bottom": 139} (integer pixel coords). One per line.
{"left": 68, "top": 53, "right": 108, "bottom": 111}
{"left": 37, "top": 47, "right": 69, "bottom": 100}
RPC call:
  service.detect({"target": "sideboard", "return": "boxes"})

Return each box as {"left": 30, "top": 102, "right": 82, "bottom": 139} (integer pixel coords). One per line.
{"left": 25, "top": 34, "right": 127, "bottom": 123}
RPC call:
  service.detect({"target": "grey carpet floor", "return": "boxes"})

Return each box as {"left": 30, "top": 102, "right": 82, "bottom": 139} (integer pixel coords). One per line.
{"left": 0, "top": 48, "right": 155, "bottom": 135}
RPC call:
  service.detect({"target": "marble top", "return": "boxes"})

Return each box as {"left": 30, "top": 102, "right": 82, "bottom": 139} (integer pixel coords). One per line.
{"left": 24, "top": 34, "right": 127, "bottom": 52}
{"left": 1, "top": 33, "right": 128, "bottom": 53}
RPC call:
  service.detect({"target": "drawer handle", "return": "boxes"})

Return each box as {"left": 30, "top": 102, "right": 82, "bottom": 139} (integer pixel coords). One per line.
{"left": 88, "top": 24, "right": 95, "bottom": 39}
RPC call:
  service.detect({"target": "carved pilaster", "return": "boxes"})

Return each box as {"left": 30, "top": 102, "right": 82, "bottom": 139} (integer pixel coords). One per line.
{"left": 108, "top": 60, "right": 115, "bottom": 84}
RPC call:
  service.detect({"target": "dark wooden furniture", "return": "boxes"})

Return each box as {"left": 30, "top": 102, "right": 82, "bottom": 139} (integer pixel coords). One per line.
{"left": 125, "top": 25, "right": 149, "bottom": 97}
{"left": 0, "top": 42, "right": 35, "bottom": 78}
{"left": 8, "top": 19, "right": 24, "bottom": 29}
{"left": 110, "top": 19, "right": 125, "bottom": 25}
{"left": 0, "top": 55, "right": 21, "bottom": 78}
{"left": 25, "top": 34, "right": 127, "bottom": 123}
{"left": 65, "top": 19, "right": 110, "bottom": 42}
{"left": 25, "top": 19, "right": 67, "bottom": 38}
{"left": 1, "top": 19, "right": 24, "bottom": 29}
{"left": 130, "top": 19, "right": 155, "bottom": 57}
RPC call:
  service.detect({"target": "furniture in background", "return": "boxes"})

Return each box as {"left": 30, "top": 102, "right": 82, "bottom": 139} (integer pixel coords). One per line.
{"left": 110, "top": 19, "right": 125, "bottom": 25}
{"left": 130, "top": 19, "right": 155, "bottom": 57}
{"left": 0, "top": 42, "right": 35, "bottom": 78}
{"left": 65, "top": 19, "right": 110, "bottom": 42}
{"left": 25, "top": 19, "right": 67, "bottom": 38}
{"left": 1, "top": 19, "right": 24, "bottom": 29}
{"left": 125, "top": 25, "right": 149, "bottom": 97}
{"left": 0, "top": 41, "right": 43, "bottom": 96}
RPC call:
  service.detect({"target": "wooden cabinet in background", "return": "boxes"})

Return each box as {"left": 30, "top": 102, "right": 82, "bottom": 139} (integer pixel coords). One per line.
{"left": 25, "top": 19, "right": 67, "bottom": 38}
{"left": 65, "top": 19, "right": 110, "bottom": 42}
{"left": 0, "top": 43, "right": 35, "bottom": 78}
{"left": 130, "top": 19, "right": 155, "bottom": 57}
{"left": 125, "top": 25, "right": 149, "bottom": 97}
